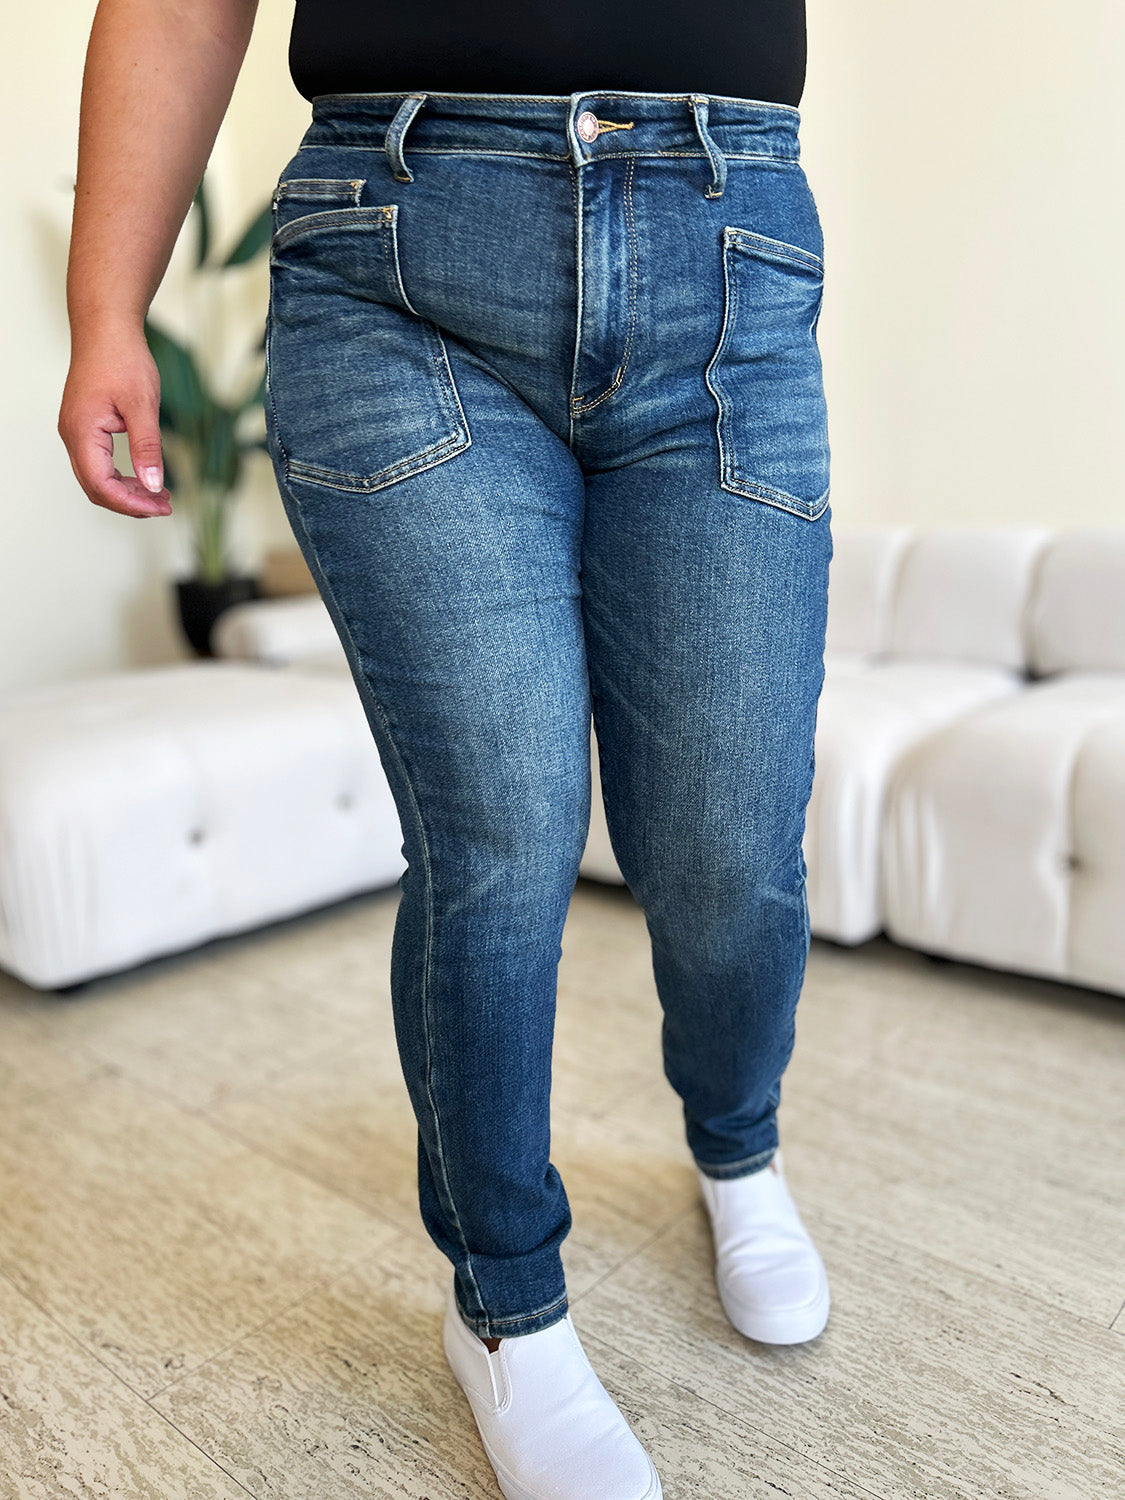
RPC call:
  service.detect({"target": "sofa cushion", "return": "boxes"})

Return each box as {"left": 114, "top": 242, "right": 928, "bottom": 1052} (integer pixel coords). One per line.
{"left": 881, "top": 673, "right": 1125, "bottom": 996}
{"left": 0, "top": 664, "right": 404, "bottom": 988}
{"left": 1026, "top": 529, "right": 1125, "bottom": 677}
{"left": 824, "top": 526, "right": 914, "bottom": 660}
{"left": 212, "top": 594, "right": 347, "bottom": 669}
{"left": 805, "top": 660, "right": 1024, "bottom": 945}
{"left": 886, "top": 526, "right": 1052, "bottom": 670}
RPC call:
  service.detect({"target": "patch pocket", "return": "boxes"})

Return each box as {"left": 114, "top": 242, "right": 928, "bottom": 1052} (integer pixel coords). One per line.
{"left": 266, "top": 191, "right": 471, "bottom": 494}
{"left": 704, "top": 226, "right": 830, "bottom": 521}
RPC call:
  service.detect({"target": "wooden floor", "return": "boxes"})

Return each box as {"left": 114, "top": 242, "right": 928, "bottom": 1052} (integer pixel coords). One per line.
{"left": 1, "top": 879, "right": 1122, "bottom": 1498}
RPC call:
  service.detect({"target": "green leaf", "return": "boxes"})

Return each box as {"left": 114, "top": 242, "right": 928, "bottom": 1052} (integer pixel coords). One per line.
{"left": 197, "top": 402, "right": 242, "bottom": 489}
{"left": 235, "top": 367, "right": 266, "bottom": 416}
{"left": 193, "top": 175, "right": 211, "bottom": 268}
{"left": 143, "top": 317, "right": 210, "bottom": 438}
{"left": 161, "top": 445, "right": 179, "bottom": 492}
{"left": 222, "top": 202, "right": 274, "bottom": 266}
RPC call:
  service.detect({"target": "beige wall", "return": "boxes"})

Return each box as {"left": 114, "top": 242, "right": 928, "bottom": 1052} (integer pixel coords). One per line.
{"left": 2, "top": 1, "right": 1122, "bottom": 693}
{"left": 802, "top": 0, "right": 1125, "bottom": 528}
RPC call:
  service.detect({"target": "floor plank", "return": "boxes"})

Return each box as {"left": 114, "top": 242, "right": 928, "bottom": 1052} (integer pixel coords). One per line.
{"left": 0, "top": 1068, "right": 397, "bottom": 1398}
{"left": 27, "top": 957, "right": 372, "bottom": 1113}
{"left": 0, "top": 1274, "right": 249, "bottom": 1499}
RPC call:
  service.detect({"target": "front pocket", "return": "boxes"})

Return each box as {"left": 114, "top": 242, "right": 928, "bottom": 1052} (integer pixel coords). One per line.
{"left": 704, "top": 226, "right": 831, "bottom": 521}
{"left": 266, "top": 188, "right": 471, "bottom": 494}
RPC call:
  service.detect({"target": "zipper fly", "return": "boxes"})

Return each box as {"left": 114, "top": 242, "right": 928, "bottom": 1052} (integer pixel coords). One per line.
{"left": 569, "top": 154, "right": 640, "bottom": 425}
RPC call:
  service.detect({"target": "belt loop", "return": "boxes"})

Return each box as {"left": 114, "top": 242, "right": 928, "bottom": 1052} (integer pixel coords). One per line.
{"left": 385, "top": 92, "right": 428, "bottom": 182}
{"left": 689, "top": 94, "right": 727, "bottom": 199}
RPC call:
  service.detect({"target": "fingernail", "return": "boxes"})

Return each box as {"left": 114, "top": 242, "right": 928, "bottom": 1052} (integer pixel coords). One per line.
{"left": 140, "top": 467, "right": 163, "bottom": 493}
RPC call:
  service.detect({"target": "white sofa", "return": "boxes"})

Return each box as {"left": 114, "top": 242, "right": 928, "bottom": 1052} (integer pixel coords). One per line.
{"left": 804, "top": 525, "right": 1050, "bottom": 945}
{"left": 0, "top": 663, "right": 405, "bottom": 988}
{"left": 880, "top": 530, "right": 1125, "bottom": 997}
{"left": 2, "top": 526, "right": 1122, "bottom": 995}
{"left": 213, "top": 525, "right": 1125, "bottom": 1002}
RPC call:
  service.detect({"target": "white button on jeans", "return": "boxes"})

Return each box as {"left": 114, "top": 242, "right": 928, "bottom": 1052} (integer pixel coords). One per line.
{"left": 576, "top": 110, "right": 600, "bottom": 143}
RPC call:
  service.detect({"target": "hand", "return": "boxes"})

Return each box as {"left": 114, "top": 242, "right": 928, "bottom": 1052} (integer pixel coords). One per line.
{"left": 57, "top": 327, "right": 174, "bottom": 518}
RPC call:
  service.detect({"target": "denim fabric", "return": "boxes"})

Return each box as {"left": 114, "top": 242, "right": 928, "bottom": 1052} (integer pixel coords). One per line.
{"left": 263, "top": 89, "right": 833, "bottom": 1339}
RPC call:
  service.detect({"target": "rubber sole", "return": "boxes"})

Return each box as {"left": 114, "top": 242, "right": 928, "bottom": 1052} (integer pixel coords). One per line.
{"left": 718, "top": 1276, "right": 831, "bottom": 1345}
{"left": 487, "top": 1437, "right": 663, "bottom": 1500}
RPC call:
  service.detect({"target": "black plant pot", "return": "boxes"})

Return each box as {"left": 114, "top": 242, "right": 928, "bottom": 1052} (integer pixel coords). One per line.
{"left": 175, "top": 574, "right": 260, "bottom": 657}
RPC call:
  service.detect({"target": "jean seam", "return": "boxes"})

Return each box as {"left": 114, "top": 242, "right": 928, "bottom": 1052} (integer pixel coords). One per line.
{"left": 695, "top": 1144, "right": 778, "bottom": 1180}
{"left": 459, "top": 1289, "right": 570, "bottom": 1337}
{"left": 271, "top": 480, "right": 489, "bottom": 1327}
{"left": 566, "top": 161, "right": 582, "bottom": 448}
{"left": 285, "top": 430, "right": 468, "bottom": 492}
{"left": 309, "top": 87, "right": 801, "bottom": 119}
{"left": 721, "top": 476, "right": 832, "bottom": 521}
{"left": 727, "top": 225, "right": 824, "bottom": 273}
{"left": 570, "top": 157, "right": 639, "bottom": 417}
{"left": 296, "top": 145, "right": 798, "bottom": 165}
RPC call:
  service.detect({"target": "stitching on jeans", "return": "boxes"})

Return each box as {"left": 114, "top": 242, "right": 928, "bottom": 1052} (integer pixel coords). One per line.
{"left": 621, "top": 156, "right": 639, "bottom": 378}
{"left": 571, "top": 157, "right": 639, "bottom": 416}
{"left": 285, "top": 431, "right": 466, "bottom": 491}
{"left": 263, "top": 302, "right": 286, "bottom": 470}
{"left": 381, "top": 205, "right": 420, "bottom": 315}
{"left": 293, "top": 145, "right": 798, "bottom": 164}
{"left": 728, "top": 224, "right": 824, "bottom": 272}
{"left": 696, "top": 1145, "right": 778, "bottom": 1179}
{"left": 274, "top": 202, "right": 472, "bottom": 492}
{"left": 283, "top": 323, "right": 470, "bottom": 492}
{"left": 733, "top": 246, "right": 822, "bottom": 275}
{"left": 309, "top": 87, "right": 801, "bottom": 117}
{"left": 652, "top": 149, "right": 794, "bottom": 163}
{"left": 566, "top": 161, "right": 583, "bottom": 449}
{"left": 271, "top": 264, "right": 486, "bottom": 1320}
{"left": 704, "top": 230, "right": 828, "bottom": 521}
{"left": 732, "top": 475, "right": 831, "bottom": 513}
{"left": 478, "top": 1290, "right": 570, "bottom": 1330}
{"left": 266, "top": 478, "right": 489, "bottom": 1325}
{"left": 722, "top": 482, "right": 831, "bottom": 520}
{"left": 275, "top": 177, "right": 366, "bottom": 202}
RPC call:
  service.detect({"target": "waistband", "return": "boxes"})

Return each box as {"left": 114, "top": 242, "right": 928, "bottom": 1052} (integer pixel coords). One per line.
{"left": 301, "top": 90, "right": 802, "bottom": 179}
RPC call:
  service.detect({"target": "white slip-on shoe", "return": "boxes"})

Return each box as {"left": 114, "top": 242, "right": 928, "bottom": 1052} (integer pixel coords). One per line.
{"left": 697, "top": 1147, "right": 830, "bottom": 1345}
{"left": 442, "top": 1279, "right": 662, "bottom": 1500}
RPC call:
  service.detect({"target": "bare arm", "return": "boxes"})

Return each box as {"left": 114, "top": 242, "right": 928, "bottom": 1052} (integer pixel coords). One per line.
{"left": 58, "top": 0, "right": 259, "bottom": 518}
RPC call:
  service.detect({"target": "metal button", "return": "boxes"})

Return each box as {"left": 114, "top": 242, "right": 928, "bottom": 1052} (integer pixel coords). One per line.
{"left": 576, "top": 110, "right": 600, "bottom": 143}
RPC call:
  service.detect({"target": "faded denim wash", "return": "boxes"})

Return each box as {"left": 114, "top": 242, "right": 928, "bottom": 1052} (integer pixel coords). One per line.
{"left": 263, "top": 89, "right": 833, "bottom": 1339}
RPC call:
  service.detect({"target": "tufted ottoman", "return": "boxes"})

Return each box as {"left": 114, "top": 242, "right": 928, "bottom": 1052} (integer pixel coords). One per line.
{"left": 0, "top": 662, "right": 405, "bottom": 989}
{"left": 881, "top": 530, "right": 1125, "bottom": 998}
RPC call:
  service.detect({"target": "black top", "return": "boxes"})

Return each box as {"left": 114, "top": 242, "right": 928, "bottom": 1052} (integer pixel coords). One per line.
{"left": 288, "top": 1, "right": 806, "bottom": 109}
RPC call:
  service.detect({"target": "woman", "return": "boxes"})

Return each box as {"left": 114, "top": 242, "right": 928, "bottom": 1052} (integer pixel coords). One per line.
{"left": 58, "top": 3, "right": 833, "bottom": 1496}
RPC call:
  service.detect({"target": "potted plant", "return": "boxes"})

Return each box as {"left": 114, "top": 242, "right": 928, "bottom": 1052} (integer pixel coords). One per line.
{"left": 143, "top": 170, "right": 274, "bottom": 656}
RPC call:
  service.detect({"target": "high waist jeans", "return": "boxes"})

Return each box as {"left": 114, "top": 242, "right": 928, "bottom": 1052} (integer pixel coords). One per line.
{"left": 263, "top": 89, "right": 833, "bottom": 1339}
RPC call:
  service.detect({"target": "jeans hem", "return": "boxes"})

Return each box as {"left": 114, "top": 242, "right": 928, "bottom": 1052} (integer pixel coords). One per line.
{"left": 694, "top": 1144, "right": 778, "bottom": 1181}
{"left": 454, "top": 1287, "right": 570, "bottom": 1340}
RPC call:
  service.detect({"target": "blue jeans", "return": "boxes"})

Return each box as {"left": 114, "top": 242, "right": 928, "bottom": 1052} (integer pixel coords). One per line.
{"left": 263, "top": 89, "right": 833, "bottom": 1339}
